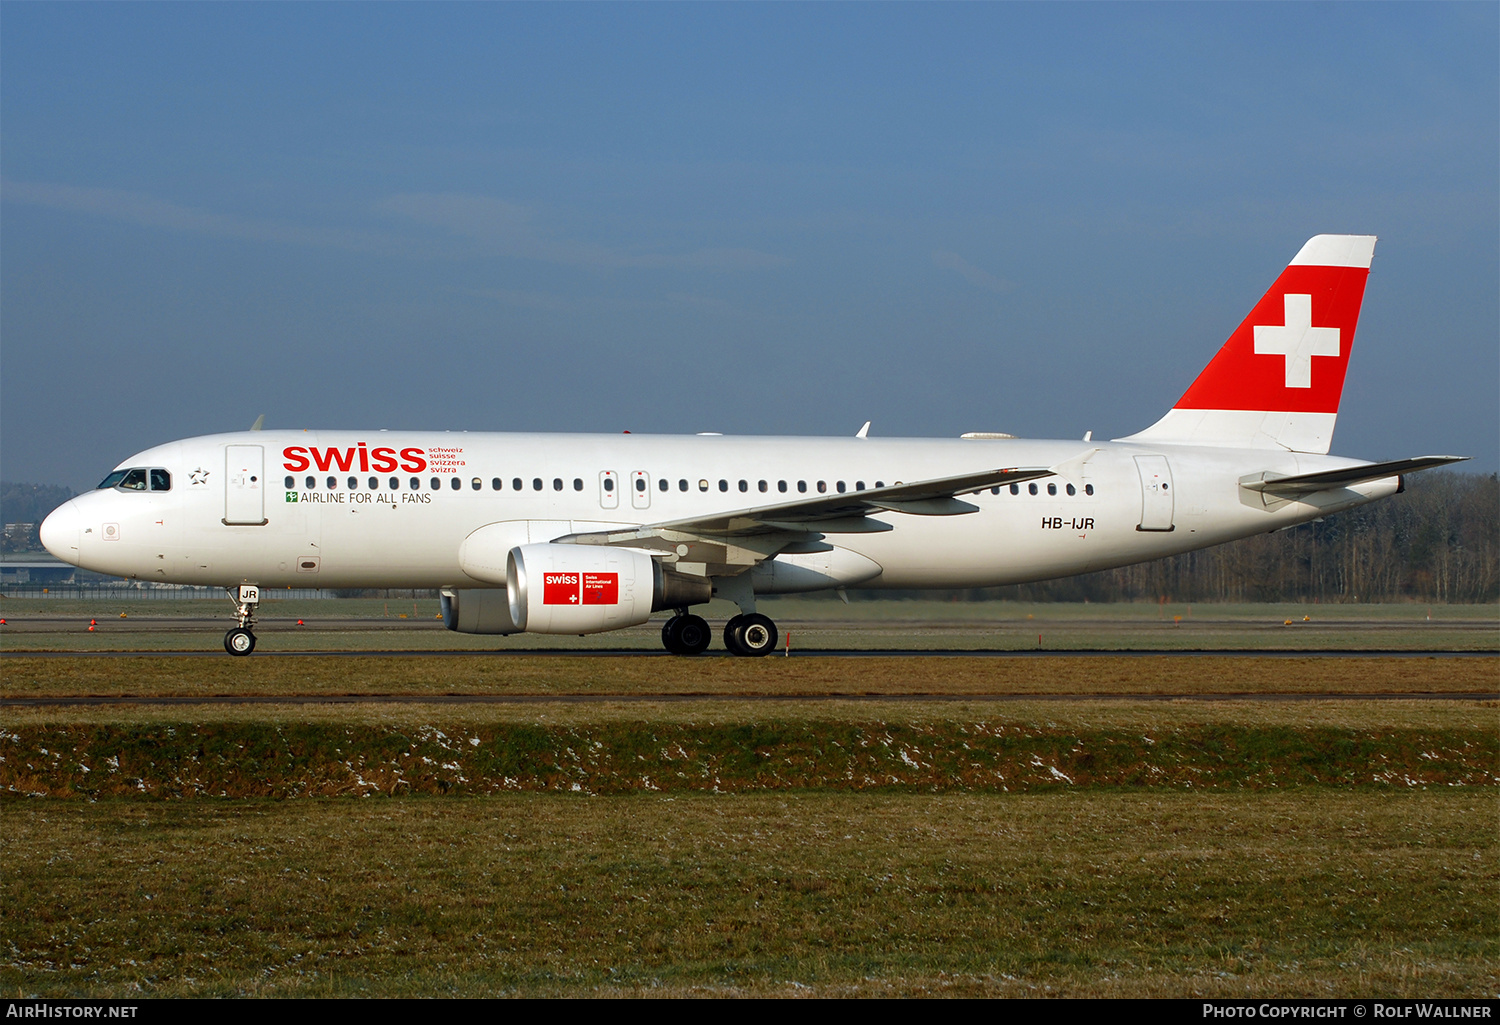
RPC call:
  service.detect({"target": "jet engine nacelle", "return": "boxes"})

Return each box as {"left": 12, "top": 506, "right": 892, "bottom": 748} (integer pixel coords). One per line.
{"left": 506, "top": 543, "right": 711, "bottom": 635}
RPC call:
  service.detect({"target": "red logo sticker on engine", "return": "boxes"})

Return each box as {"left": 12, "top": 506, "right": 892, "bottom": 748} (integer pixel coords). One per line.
{"left": 543, "top": 572, "right": 581, "bottom": 605}
{"left": 581, "top": 572, "right": 619, "bottom": 605}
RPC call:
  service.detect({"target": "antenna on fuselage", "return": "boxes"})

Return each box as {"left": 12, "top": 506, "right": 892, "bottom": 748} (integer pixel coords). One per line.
{"left": 249, "top": 415, "right": 265, "bottom": 431}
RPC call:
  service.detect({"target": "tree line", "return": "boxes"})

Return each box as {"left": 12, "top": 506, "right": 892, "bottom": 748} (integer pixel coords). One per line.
{"left": 4, "top": 473, "right": 1496, "bottom": 602}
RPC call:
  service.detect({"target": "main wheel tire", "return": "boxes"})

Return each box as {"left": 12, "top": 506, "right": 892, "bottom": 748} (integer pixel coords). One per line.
{"left": 224, "top": 627, "right": 256, "bottom": 656}
{"left": 735, "top": 613, "right": 778, "bottom": 657}
{"left": 661, "top": 617, "right": 684, "bottom": 654}
{"left": 722, "top": 614, "right": 747, "bottom": 656}
{"left": 675, "top": 614, "right": 711, "bottom": 655}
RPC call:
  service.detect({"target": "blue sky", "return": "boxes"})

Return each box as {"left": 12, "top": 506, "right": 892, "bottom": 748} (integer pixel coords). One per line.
{"left": 3, "top": 2, "right": 1496, "bottom": 489}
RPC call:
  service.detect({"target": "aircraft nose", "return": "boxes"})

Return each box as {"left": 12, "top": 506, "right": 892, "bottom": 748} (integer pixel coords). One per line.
{"left": 39, "top": 500, "right": 83, "bottom": 563}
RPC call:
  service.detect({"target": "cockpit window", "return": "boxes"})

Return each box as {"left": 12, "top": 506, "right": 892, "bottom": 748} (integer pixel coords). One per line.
{"left": 98, "top": 467, "right": 171, "bottom": 491}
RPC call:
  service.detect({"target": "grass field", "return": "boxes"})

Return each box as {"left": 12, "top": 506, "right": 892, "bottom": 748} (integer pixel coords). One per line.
{"left": 1, "top": 597, "right": 1494, "bottom": 652}
{"left": 3, "top": 791, "right": 1493, "bottom": 997}
{"left": 2, "top": 609, "right": 1495, "bottom": 998}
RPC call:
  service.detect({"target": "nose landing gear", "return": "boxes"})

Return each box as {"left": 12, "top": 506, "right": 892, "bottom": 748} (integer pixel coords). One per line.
{"left": 224, "top": 584, "right": 260, "bottom": 656}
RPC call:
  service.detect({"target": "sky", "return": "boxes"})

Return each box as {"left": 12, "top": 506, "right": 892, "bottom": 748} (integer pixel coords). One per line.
{"left": 2, "top": 2, "right": 1496, "bottom": 491}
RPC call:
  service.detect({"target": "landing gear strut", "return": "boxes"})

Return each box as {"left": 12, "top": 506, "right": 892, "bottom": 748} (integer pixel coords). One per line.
{"left": 661, "top": 612, "right": 712, "bottom": 655}
{"left": 723, "top": 612, "right": 778, "bottom": 657}
{"left": 224, "top": 584, "right": 260, "bottom": 656}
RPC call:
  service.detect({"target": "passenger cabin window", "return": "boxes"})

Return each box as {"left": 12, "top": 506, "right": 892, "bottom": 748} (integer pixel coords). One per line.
{"left": 1028, "top": 483, "right": 1038, "bottom": 495}
{"left": 574, "top": 478, "right": 584, "bottom": 491}
{"left": 553, "top": 478, "right": 563, "bottom": 491}
{"left": 352, "top": 476, "right": 362, "bottom": 490}
{"left": 472, "top": 478, "right": 482, "bottom": 491}
{"left": 698, "top": 479, "right": 709, "bottom": 492}
{"left": 306, "top": 475, "right": 316, "bottom": 489}
{"left": 395, "top": 477, "right": 404, "bottom": 490}
{"left": 603, "top": 478, "right": 613, "bottom": 492}
{"left": 678, "top": 479, "right": 688, "bottom": 492}
{"left": 637, "top": 478, "right": 647, "bottom": 492}
{"left": 738, "top": 480, "right": 748, "bottom": 492}
{"left": 1010, "top": 484, "right": 1019, "bottom": 495}
{"left": 1085, "top": 484, "right": 1094, "bottom": 496}
{"left": 1047, "top": 483, "right": 1057, "bottom": 496}
{"left": 817, "top": 481, "right": 827, "bottom": 493}
{"left": 369, "top": 476, "right": 380, "bottom": 490}
{"left": 836, "top": 481, "right": 846, "bottom": 493}
{"left": 758, "top": 480, "right": 768, "bottom": 493}
{"left": 413, "top": 478, "right": 422, "bottom": 490}
{"left": 1066, "top": 484, "right": 1076, "bottom": 496}
{"left": 778, "top": 481, "right": 787, "bottom": 493}
{"left": 856, "top": 481, "right": 866, "bottom": 491}
{"left": 798, "top": 481, "right": 807, "bottom": 493}
{"left": 719, "top": 480, "right": 728, "bottom": 492}
{"left": 327, "top": 476, "right": 338, "bottom": 489}
{"left": 283, "top": 476, "right": 294, "bottom": 489}
{"left": 659, "top": 479, "right": 669, "bottom": 492}
{"left": 492, "top": 478, "right": 502, "bottom": 490}
{"left": 450, "top": 477, "right": 461, "bottom": 490}
{"left": 513, "top": 478, "right": 523, "bottom": 491}
{"left": 430, "top": 477, "right": 441, "bottom": 490}
{"left": 533, "top": 478, "right": 543, "bottom": 491}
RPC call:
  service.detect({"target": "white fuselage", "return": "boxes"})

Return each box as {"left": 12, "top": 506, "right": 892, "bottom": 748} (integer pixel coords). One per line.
{"left": 41, "top": 429, "right": 1396, "bottom": 592}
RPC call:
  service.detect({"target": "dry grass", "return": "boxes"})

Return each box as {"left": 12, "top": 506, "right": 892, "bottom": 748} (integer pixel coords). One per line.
{"left": 2, "top": 792, "right": 1493, "bottom": 997}
{"left": 2, "top": 654, "right": 1495, "bottom": 700}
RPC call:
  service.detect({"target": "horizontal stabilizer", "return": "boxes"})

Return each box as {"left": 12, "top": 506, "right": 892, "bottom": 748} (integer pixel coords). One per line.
{"left": 1240, "top": 456, "right": 1468, "bottom": 497}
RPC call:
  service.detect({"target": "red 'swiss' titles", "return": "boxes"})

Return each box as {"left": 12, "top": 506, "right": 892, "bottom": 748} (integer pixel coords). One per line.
{"left": 542, "top": 572, "right": 620, "bottom": 606}
{"left": 282, "top": 444, "right": 428, "bottom": 474}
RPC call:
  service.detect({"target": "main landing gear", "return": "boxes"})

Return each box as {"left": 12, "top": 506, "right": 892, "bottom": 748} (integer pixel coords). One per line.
{"left": 724, "top": 613, "right": 778, "bottom": 657}
{"left": 224, "top": 584, "right": 260, "bottom": 656}
{"left": 661, "top": 612, "right": 712, "bottom": 655}
{"left": 659, "top": 610, "right": 779, "bottom": 657}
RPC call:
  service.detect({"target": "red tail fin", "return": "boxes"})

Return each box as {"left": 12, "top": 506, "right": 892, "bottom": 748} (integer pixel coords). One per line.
{"left": 1119, "top": 235, "right": 1375, "bottom": 454}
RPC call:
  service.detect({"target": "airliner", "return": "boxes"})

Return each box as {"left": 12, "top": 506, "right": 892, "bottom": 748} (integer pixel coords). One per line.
{"left": 40, "top": 235, "right": 1464, "bottom": 656}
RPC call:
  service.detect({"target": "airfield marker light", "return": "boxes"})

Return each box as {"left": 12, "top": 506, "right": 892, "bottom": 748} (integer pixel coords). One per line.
{"left": 88, "top": 625, "right": 95, "bottom": 632}
{"left": 0, "top": 619, "right": 7, "bottom": 625}
{"left": 120, "top": 612, "right": 127, "bottom": 618}
{"left": 90, "top": 619, "right": 96, "bottom": 626}
{"left": 296, "top": 619, "right": 305, "bottom": 627}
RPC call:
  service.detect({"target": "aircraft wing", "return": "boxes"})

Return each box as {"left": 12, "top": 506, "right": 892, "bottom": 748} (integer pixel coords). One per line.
{"left": 1240, "top": 455, "right": 1469, "bottom": 497}
{"left": 556, "top": 466, "right": 1054, "bottom": 570}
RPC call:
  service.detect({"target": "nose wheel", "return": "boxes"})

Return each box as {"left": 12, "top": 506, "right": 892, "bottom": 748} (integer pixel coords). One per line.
{"left": 224, "top": 627, "right": 257, "bottom": 656}
{"left": 224, "top": 584, "right": 261, "bottom": 656}
{"left": 723, "top": 613, "right": 778, "bottom": 657}
{"left": 662, "top": 613, "right": 712, "bottom": 655}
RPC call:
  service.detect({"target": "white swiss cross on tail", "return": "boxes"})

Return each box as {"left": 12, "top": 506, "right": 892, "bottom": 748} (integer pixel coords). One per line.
{"left": 1117, "top": 234, "right": 1376, "bottom": 455}
{"left": 1253, "top": 293, "right": 1340, "bottom": 388}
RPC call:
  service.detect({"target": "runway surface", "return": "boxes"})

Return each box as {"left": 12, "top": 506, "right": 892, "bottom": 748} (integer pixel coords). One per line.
{"left": 3, "top": 647, "right": 1495, "bottom": 658}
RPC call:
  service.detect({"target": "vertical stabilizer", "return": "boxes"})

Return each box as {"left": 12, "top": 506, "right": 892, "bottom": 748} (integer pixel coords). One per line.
{"left": 1117, "top": 234, "right": 1375, "bottom": 454}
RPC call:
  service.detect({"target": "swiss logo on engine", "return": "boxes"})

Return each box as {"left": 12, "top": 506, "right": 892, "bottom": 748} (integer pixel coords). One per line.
{"left": 542, "top": 572, "right": 619, "bottom": 605}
